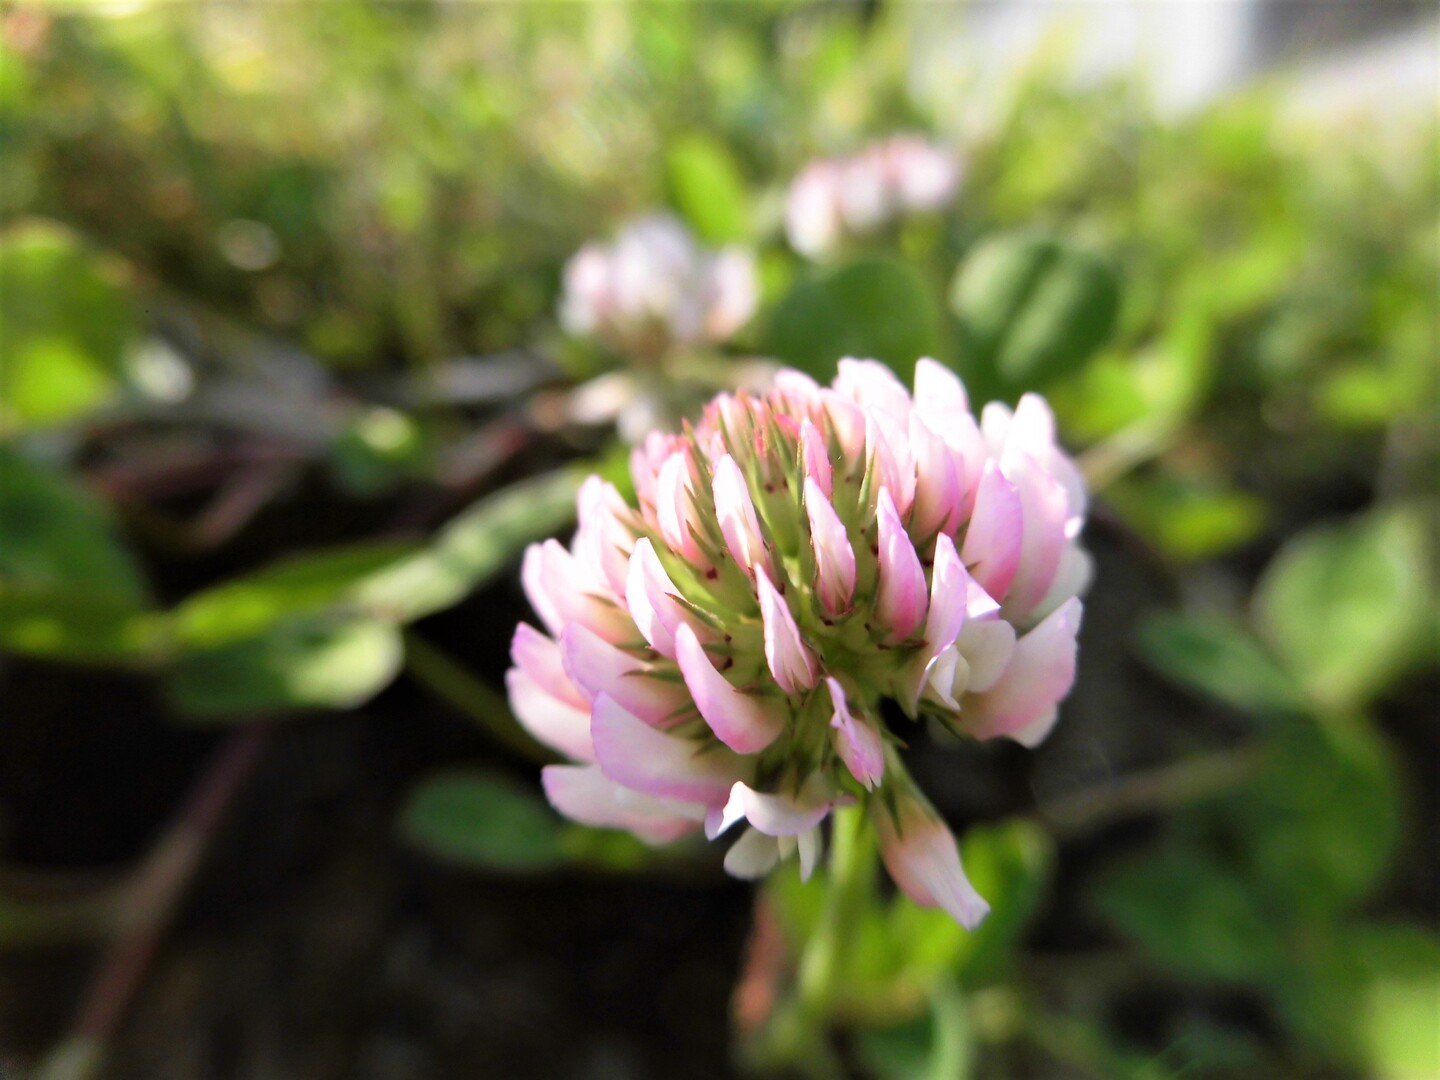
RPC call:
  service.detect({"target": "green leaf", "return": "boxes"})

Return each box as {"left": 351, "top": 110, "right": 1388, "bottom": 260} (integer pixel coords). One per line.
{"left": 1093, "top": 848, "right": 1285, "bottom": 983}
{"left": 765, "top": 258, "right": 939, "bottom": 384}
{"left": 172, "top": 542, "right": 424, "bottom": 648}
{"left": 328, "top": 406, "right": 427, "bottom": 495}
{"left": 400, "top": 769, "right": 566, "bottom": 873}
{"left": 953, "top": 820, "right": 1054, "bottom": 987}
{"left": 665, "top": 133, "right": 749, "bottom": 243}
{"left": 430, "top": 468, "right": 583, "bottom": 599}
{"left": 1256, "top": 508, "right": 1432, "bottom": 712}
{"left": 167, "top": 616, "right": 403, "bottom": 719}
{"left": 1275, "top": 922, "right": 1440, "bottom": 1077}
{"left": 0, "top": 447, "right": 146, "bottom": 603}
{"left": 950, "top": 231, "right": 1120, "bottom": 394}
{"left": 1350, "top": 925, "right": 1440, "bottom": 1078}
{"left": 1106, "top": 475, "right": 1267, "bottom": 562}
{"left": 1135, "top": 612, "right": 1305, "bottom": 719}
{"left": 0, "top": 582, "right": 163, "bottom": 665}
{"left": 1234, "top": 717, "right": 1401, "bottom": 917}
{"left": 0, "top": 220, "right": 138, "bottom": 429}
{"left": 173, "top": 467, "right": 585, "bottom": 649}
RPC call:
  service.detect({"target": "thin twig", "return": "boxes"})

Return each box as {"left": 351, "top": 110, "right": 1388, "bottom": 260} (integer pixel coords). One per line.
{"left": 36, "top": 724, "right": 272, "bottom": 1080}
{"left": 1035, "top": 744, "right": 1267, "bottom": 839}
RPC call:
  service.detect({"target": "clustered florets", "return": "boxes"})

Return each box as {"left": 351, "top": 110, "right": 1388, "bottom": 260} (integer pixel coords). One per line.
{"left": 508, "top": 358, "right": 1088, "bottom": 926}
{"left": 559, "top": 213, "right": 758, "bottom": 362}
{"left": 785, "top": 136, "right": 962, "bottom": 258}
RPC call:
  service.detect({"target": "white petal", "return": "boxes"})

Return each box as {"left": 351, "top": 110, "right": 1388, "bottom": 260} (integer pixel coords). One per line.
{"left": 723, "top": 827, "right": 782, "bottom": 879}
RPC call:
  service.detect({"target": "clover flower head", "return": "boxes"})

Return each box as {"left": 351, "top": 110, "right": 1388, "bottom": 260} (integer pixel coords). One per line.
{"left": 508, "top": 358, "right": 1089, "bottom": 926}
{"left": 559, "top": 213, "right": 758, "bottom": 361}
{"left": 785, "top": 136, "right": 963, "bottom": 258}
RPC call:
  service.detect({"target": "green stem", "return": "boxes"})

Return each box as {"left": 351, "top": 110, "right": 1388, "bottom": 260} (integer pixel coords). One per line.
{"left": 402, "top": 630, "right": 554, "bottom": 764}
{"left": 797, "top": 802, "right": 876, "bottom": 1021}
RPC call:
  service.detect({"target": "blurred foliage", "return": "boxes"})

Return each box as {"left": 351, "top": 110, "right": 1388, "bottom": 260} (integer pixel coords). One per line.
{"left": 0, "top": 3, "right": 1436, "bottom": 1079}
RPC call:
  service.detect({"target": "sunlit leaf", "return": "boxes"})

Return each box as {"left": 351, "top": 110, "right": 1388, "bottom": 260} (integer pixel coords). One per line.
{"left": 1256, "top": 508, "right": 1432, "bottom": 712}
{"left": 0, "top": 582, "right": 163, "bottom": 665}
{"left": 950, "top": 231, "right": 1119, "bottom": 394}
{"left": 1107, "top": 475, "right": 1267, "bottom": 562}
{"left": 172, "top": 542, "right": 422, "bottom": 648}
{"left": 666, "top": 133, "right": 749, "bottom": 244}
{"left": 167, "top": 616, "right": 403, "bottom": 719}
{"left": 0, "top": 220, "right": 138, "bottom": 429}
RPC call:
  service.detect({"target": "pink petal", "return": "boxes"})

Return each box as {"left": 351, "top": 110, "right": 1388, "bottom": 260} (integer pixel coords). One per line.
{"left": 799, "top": 418, "right": 833, "bottom": 499}
{"left": 980, "top": 401, "right": 1013, "bottom": 456}
{"left": 1031, "top": 545, "right": 1093, "bottom": 623}
{"left": 631, "top": 431, "right": 680, "bottom": 510}
{"left": 674, "top": 624, "right": 786, "bottom": 753}
{"left": 755, "top": 568, "right": 819, "bottom": 693}
{"left": 520, "top": 543, "right": 561, "bottom": 637}
{"left": 965, "top": 597, "right": 1082, "bottom": 744}
{"left": 505, "top": 668, "right": 595, "bottom": 762}
{"left": 961, "top": 462, "right": 1022, "bottom": 600}
{"left": 819, "top": 391, "right": 867, "bottom": 463}
{"left": 906, "top": 534, "right": 969, "bottom": 710}
{"left": 866, "top": 413, "right": 915, "bottom": 516}
{"left": 590, "top": 693, "right": 744, "bottom": 805}
{"left": 877, "top": 797, "right": 990, "bottom": 929}
{"left": 923, "top": 534, "right": 968, "bottom": 658}
{"left": 910, "top": 413, "right": 963, "bottom": 539}
{"left": 712, "top": 453, "right": 769, "bottom": 576}
{"left": 828, "top": 677, "right": 884, "bottom": 789}
{"left": 542, "top": 764, "right": 702, "bottom": 845}
{"left": 523, "top": 539, "right": 632, "bottom": 644}
{"left": 624, "top": 537, "right": 702, "bottom": 659}
{"left": 913, "top": 358, "right": 970, "bottom": 421}
{"left": 875, "top": 488, "right": 927, "bottom": 642}
{"left": 999, "top": 450, "right": 1069, "bottom": 622}
{"left": 656, "top": 451, "right": 706, "bottom": 565}
{"left": 574, "top": 476, "right": 634, "bottom": 596}
{"left": 511, "top": 623, "right": 588, "bottom": 710}
{"left": 835, "top": 358, "right": 912, "bottom": 422}
{"left": 560, "top": 623, "right": 689, "bottom": 728}
{"left": 805, "top": 477, "right": 856, "bottom": 616}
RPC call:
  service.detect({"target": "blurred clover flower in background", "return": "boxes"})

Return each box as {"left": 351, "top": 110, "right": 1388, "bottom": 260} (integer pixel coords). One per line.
{"left": 785, "top": 136, "right": 963, "bottom": 258}
{"left": 559, "top": 213, "right": 759, "bottom": 364}
{"left": 508, "top": 358, "right": 1089, "bottom": 927}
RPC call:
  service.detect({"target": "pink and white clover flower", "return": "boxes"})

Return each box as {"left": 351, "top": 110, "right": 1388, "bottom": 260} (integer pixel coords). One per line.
{"left": 507, "top": 358, "right": 1088, "bottom": 928}
{"left": 785, "top": 136, "right": 963, "bottom": 258}
{"left": 560, "top": 214, "right": 758, "bottom": 361}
